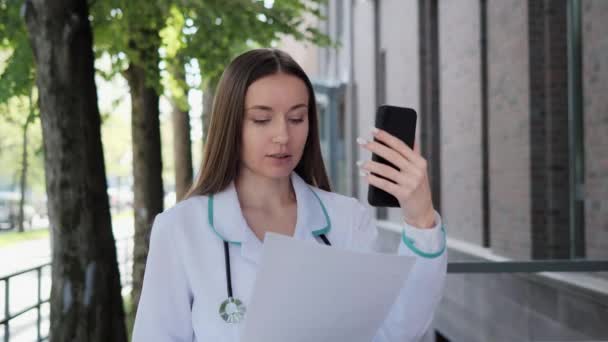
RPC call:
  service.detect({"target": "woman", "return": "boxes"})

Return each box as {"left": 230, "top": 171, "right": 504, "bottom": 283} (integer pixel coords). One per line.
{"left": 132, "top": 48, "right": 447, "bottom": 341}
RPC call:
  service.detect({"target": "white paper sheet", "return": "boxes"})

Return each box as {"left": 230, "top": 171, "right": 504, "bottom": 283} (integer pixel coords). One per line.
{"left": 241, "top": 232, "right": 415, "bottom": 342}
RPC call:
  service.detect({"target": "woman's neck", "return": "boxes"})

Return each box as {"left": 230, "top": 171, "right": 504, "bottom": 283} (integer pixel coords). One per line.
{"left": 234, "top": 168, "right": 296, "bottom": 212}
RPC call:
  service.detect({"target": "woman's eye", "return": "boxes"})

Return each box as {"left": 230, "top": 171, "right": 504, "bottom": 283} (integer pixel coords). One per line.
{"left": 289, "top": 118, "right": 304, "bottom": 124}
{"left": 253, "top": 119, "right": 271, "bottom": 124}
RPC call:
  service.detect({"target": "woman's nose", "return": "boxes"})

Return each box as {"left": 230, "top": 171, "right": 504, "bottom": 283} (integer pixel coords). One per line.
{"left": 272, "top": 120, "right": 289, "bottom": 144}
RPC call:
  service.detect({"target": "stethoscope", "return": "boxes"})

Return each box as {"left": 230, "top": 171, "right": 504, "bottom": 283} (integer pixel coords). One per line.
{"left": 208, "top": 193, "right": 332, "bottom": 324}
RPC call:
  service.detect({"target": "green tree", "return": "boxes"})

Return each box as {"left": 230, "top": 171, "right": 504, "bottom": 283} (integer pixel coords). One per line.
{"left": 1, "top": 0, "right": 40, "bottom": 232}
{"left": 91, "top": 0, "right": 334, "bottom": 315}
{"left": 4, "top": 1, "right": 336, "bottom": 337}
{"left": 162, "top": 0, "right": 332, "bottom": 198}
{"left": 92, "top": 0, "right": 169, "bottom": 312}
{"left": 180, "top": 0, "right": 332, "bottom": 141}
{"left": 0, "top": 96, "right": 45, "bottom": 196}
{"left": 23, "top": 0, "right": 128, "bottom": 339}
{"left": 160, "top": 8, "right": 192, "bottom": 201}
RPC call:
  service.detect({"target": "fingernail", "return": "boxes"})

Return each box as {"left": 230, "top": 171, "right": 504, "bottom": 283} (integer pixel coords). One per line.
{"left": 371, "top": 127, "right": 379, "bottom": 135}
{"left": 359, "top": 170, "right": 368, "bottom": 177}
{"left": 356, "top": 160, "right": 364, "bottom": 167}
{"left": 356, "top": 137, "right": 367, "bottom": 145}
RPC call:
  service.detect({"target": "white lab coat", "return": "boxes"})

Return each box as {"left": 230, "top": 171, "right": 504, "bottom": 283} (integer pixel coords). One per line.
{"left": 132, "top": 172, "right": 447, "bottom": 342}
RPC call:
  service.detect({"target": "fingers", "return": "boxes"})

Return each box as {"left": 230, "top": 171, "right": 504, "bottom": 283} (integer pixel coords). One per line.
{"left": 371, "top": 128, "right": 425, "bottom": 167}
{"left": 357, "top": 128, "right": 434, "bottom": 220}
{"left": 357, "top": 137, "right": 407, "bottom": 170}
{"left": 357, "top": 137, "right": 424, "bottom": 179}
{"left": 356, "top": 127, "right": 429, "bottom": 200}
{"left": 364, "top": 172, "right": 419, "bottom": 200}
{"left": 365, "top": 172, "right": 403, "bottom": 198}
{"left": 357, "top": 160, "right": 416, "bottom": 188}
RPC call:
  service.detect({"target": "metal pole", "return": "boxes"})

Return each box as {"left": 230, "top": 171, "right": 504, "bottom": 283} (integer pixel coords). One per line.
{"left": 448, "top": 260, "right": 608, "bottom": 273}
{"left": 124, "top": 238, "right": 127, "bottom": 287}
{"left": 329, "top": 87, "right": 339, "bottom": 188}
{"left": 4, "top": 279, "right": 9, "bottom": 342}
{"left": 480, "top": 0, "right": 490, "bottom": 247}
{"left": 373, "top": 0, "right": 387, "bottom": 220}
{"left": 37, "top": 267, "right": 41, "bottom": 341}
{"left": 567, "top": 0, "right": 585, "bottom": 258}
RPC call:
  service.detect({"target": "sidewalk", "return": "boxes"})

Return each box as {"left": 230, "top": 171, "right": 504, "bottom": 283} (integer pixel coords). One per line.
{"left": 0, "top": 238, "right": 51, "bottom": 278}
{"left": 0, "top": 213, "right": 134, "bottom": 341}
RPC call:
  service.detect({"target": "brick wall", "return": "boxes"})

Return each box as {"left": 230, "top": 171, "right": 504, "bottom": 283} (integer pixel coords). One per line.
{"left": 528, "top": 0, "right": 571, "bottom": 259}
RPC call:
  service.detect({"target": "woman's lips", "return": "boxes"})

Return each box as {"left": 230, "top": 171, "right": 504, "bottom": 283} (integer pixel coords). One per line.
{"left": 267, "top": 154, "right": 293, "bottom": 165}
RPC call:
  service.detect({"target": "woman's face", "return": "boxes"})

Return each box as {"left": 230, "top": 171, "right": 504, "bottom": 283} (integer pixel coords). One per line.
{"left": 240, "top": 72, "right": 310, "bottom": 180}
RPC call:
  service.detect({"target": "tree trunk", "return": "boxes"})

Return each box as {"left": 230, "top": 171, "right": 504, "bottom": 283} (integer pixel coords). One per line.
{"left": 17, "top": 110, "right": 31, "bottom": 233}
{"left": 124, "top": 49, "right": 164, "bottom": 312}
{"left": 172, "top": 101, "right": 193, "bottom": 201}
{"left": 23, "top": 1, "right": 127, "bottom": 341}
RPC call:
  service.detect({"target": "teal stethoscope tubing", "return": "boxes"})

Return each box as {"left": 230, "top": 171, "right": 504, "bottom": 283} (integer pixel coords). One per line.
{"left": 209, "top": 186, "right": 333, "bottom": 303}
{"left": 209, "top": 193, "right": 333, "bottom": 310}
{"left": 222, "top": 235, "right": 331, "bottom": 304}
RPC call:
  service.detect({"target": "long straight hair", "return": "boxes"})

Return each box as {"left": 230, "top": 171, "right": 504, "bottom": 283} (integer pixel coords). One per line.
{"left": 185, "top": 49, "right": 331, "bottom": 198}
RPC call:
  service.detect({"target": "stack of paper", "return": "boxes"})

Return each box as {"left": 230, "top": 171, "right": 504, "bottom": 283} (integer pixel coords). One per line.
{"left": 242, "top": 233, "right": 415, "bottom": 342}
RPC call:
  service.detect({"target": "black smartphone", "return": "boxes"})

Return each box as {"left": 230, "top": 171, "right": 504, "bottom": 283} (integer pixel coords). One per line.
{"left": 367, "top": 105, "right": 417, "bottom": 207}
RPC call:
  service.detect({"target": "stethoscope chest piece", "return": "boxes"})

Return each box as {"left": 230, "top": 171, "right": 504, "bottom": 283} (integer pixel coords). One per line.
{"left": 209, "top": 192, "right": 331, "bottom": 325}
{"left": 219, "top": 297, "right": 246, "bottom": 323}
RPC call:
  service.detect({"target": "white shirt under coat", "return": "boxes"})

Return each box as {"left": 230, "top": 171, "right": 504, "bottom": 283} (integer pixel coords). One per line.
{"left": 132, "top": 172, "right": 448, "bottom": 342}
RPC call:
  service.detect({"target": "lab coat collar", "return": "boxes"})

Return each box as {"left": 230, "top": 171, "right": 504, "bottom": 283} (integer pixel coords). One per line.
{"left": 209, "top": 172, "right": 331, "bottom": 247}
{"left": 292, "top": 172, "right": 331, "bottom": 239}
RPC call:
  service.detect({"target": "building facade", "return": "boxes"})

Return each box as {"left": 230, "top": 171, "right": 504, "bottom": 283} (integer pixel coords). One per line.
{"left": 281, "top": 0, "right": 608, "bottom": 340}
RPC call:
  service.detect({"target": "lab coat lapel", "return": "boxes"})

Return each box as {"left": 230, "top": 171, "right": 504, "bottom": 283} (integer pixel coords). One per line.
{"left": 213, "top": 183, "right": 262, "bottom": 265}
{"left": 211, "top": 182, "right": 247, "bottom": 245}
{"left": 291, "top": 172, "right": 331, "bottom": 241}
{"left": 214, "top": 173, "right": 331, "bottom": 265}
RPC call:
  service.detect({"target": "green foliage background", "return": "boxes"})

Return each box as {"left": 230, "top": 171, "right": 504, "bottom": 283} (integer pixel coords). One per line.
{"left": 0, "top": 0, "right": 334, "bottom": 200}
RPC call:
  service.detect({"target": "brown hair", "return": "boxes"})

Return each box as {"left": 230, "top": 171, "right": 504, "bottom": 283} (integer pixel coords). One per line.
{"left": 185, "top": 48, "right": 331, "bottom": 198}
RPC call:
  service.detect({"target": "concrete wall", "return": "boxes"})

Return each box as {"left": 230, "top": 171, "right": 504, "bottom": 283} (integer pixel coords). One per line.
{"left": 352, "top": 0, "right": 376, "bottom": 205}
{"left": 279, "top": 36, "right": 320, "bottom": 77}
{"left": 438, "top": 0, "right": 484, "bottom": 245}
{"left": 434, "top": 247, "right": 608, "bottom": 341}
{"left": 379, "top": 0, "right": 421, "bottom": 222}
{"left": 583, "top": 0, "right": 608, "bottom": 260}
{"left": 487, "top": 0, "right": 532, "bottom": 258}
{"left": 373, "top": 229, "right": 608, "bottom": 342}
{"left": 298, "top": 0, "right": 608, "bottom": 339}
{"left": 379, "top": 0, "right": 420, "bottom": 110}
